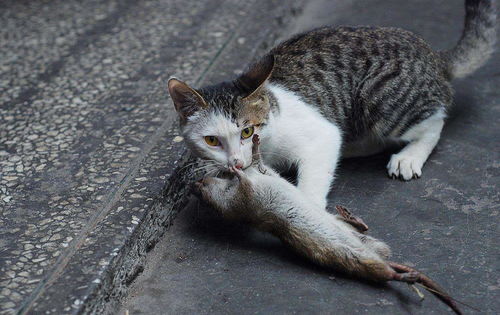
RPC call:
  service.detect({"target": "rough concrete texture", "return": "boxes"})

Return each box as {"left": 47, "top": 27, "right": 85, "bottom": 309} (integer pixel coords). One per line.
{"left": 121, "top": 0, "right": 499, "bottom": 314}
{"left": 0, "top": 0, "right": 303, "bottom": 313}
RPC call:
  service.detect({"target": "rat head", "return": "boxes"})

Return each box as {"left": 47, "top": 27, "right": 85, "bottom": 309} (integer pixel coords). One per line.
{"left": 168, "top": 55, "right": 274, "bottom": 171}
{"left": 195, "top": 173, "right": 251, "bottom": 212}
{"left": 195, "top": 166, "right": 255, "bottom": 215}
{"left": 195, "top": 176, "right": 237, "bottom": 213}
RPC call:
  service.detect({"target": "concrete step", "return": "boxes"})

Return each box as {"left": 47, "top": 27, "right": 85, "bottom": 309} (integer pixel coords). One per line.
{"left": 0, "top": 0, "right": 303, "bottom": 313}
{"left": 120, "top": 0, "right": 500, "bottom": 314}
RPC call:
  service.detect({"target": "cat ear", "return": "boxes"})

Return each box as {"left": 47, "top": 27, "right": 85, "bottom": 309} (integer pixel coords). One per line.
{"left": 236, "top": 55, "right": 274, "bottom": 99}
{"left": 168, "top": 78, "right": 208, "bottom": 122}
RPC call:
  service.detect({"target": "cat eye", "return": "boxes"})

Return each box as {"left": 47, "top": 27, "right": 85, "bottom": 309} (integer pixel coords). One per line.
{"left": 241, "top": 126, "right": 254, "bottom": 139}
{"left": 204, "top": 136, "right": 219, "bottom": 146}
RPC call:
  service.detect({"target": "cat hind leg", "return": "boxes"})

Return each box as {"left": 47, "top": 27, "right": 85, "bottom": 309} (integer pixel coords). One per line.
{"left": 387, "top": 109, "right": 445, "bottom": 181}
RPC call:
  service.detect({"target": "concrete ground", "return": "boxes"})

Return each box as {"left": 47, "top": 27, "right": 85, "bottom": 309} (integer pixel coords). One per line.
{"left": 121, "top": 0, "right": 499, "bottom": 314}
{"left": 0, "top": 0, "right": 301, "bottom": 313}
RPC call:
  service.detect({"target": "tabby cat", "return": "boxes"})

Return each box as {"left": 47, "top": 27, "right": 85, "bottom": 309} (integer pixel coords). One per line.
{"left": 168, "top": 0, "right": 496, "bottom": 210}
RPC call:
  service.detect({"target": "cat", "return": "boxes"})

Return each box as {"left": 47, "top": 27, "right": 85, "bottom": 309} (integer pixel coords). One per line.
{"left": 168, "top": 0, "right": 496, "bottom": 210}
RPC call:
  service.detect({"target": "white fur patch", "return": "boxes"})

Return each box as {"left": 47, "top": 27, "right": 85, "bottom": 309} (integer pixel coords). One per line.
{"left": 387, "top": 109, "right": 445, "bottom": 180}
{"left": 263, "top": 83, "right": 343, "bottom": 209}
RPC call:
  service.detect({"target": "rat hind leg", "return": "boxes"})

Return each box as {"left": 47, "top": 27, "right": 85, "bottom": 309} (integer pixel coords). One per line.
{"left": 360, "top": 234, "right": 392, "bottom": 259}
{"left": 387, "top": 108, "right": 445, "bottom": 181}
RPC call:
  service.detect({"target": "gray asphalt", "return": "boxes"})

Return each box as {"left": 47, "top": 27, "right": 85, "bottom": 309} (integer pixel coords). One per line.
{"left": 121, "top": 0, "right": 500, "bottom": 314}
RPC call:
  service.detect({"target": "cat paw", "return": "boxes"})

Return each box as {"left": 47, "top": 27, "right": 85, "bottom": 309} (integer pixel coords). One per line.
{"left": 387, "top": 153, "right": 423, "bottom": 181}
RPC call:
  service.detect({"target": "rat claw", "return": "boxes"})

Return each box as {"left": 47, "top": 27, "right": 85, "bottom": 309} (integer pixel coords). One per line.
{"left": 235, "top": 168, "right": 245, "bottom": 176}
{"left": 251, "top": 134, "right": 262, "bottom": 159}
{"left": 403, "top": 271, "right": 419, "bottom": 283}
{"left": 393, "top": 271, "right": 419, "bottom": 283}
{"left": 252, "top": 134, "right": 260, "bottom": 145}
{"left": 231, "top": 166, "right": 244, "bottom": 179}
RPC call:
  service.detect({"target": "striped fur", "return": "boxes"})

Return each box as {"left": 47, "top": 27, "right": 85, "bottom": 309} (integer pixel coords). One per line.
{"left": 190, "top": 0, "right": 496, "bottom": 144}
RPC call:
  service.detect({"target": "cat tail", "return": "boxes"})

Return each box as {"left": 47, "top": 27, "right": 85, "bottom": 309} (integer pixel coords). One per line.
{"left": 444, "top": 0, "right": 497, "bottom": 79}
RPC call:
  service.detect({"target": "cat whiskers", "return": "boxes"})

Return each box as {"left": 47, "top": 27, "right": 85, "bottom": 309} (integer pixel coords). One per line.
{"left": 203, "top": 167, "right": 223, "bottom": 178}
{"left": 178, "top": 160, "right": 202, "bottom": 172}
{"left": 190, "top": 160, "right": 223, "bottom": 178}
{"left": 179, "top": 158, "right": 218, "bottom": 172}
{"left": 190, "top": 163, "right": 219, "bottom": 174}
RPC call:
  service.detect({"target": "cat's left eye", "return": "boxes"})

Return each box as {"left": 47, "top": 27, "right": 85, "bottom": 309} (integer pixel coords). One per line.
{"left": 241, "top": 126, "right": 254, "bottom": 139}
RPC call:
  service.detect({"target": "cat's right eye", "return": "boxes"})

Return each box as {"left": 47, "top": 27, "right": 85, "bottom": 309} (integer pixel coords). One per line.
{"left": 204, "top": 136, "right": 219, "bottom": 146}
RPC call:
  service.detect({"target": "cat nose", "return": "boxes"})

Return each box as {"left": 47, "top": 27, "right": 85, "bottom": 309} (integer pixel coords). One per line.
{"left": 230, "top": 158, "right": 244, "bottom": 169}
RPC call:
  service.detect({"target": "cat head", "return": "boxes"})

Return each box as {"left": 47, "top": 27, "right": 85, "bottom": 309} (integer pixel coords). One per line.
{"left": 168, "top": 55, "right": 274, "bottom": 171}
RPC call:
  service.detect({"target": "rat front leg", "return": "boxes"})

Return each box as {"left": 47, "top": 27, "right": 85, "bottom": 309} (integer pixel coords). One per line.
{"left": 251, "top": 134, "right": 281, "bottom": 177}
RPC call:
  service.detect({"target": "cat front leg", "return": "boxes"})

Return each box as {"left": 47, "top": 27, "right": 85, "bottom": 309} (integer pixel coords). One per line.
{"left": 264, "top": 84, "right": 342, "bottom": 210}
{"left": 296, "top": 155, "right": 336, "bottom": 210}
{"left": 295, "top": 121, "right": 342, "bottom": 211}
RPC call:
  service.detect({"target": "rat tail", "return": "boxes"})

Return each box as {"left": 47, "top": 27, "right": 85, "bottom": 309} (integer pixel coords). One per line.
{"left": 388, "top": 262, "right": 463, "bottom": 315}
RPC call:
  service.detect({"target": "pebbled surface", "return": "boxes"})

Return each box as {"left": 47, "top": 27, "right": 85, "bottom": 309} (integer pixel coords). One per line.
{"left": 121, "top": 0, "right": 500, "bottom": 314}
{"left": 0, "top": 0, "right": 302, "bottom": 313}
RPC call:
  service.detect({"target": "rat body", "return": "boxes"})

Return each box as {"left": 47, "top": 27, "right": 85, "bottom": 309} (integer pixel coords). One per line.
{"left": 196, "top": 135, "right": 462, "bottom": 314}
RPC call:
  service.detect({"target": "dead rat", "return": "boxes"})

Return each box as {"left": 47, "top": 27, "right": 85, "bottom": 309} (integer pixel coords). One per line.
{"left": 195, "top": 135, "right": 463, "bottom": 314}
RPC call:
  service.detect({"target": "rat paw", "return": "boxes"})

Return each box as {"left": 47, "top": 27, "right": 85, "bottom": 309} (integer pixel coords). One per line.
{"left": 387, "top": 153, "right": 423, "bottom": 181}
